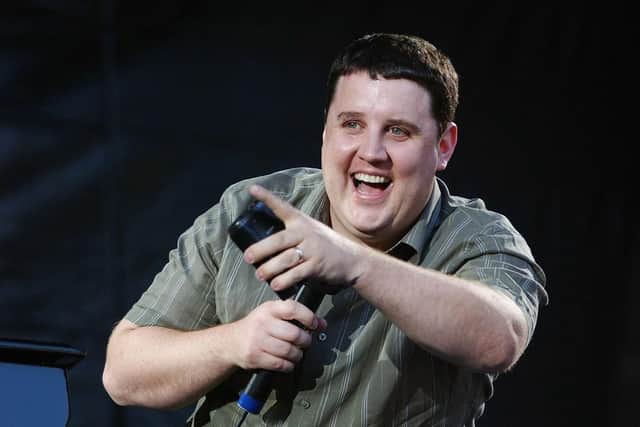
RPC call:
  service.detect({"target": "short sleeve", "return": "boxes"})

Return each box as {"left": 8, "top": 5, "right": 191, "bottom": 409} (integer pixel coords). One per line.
{"left": 456, "top": 251, "right": 546, "bottom": 343}
{"left": 124, "top": 201, "right": 232, "bottom": 331}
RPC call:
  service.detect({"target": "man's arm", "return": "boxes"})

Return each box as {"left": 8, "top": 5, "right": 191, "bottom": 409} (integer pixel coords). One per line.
{"left": 245, "top": 184, "right": 530, "bottom": 374}
{"left": 102, "top": 300, "right": 325, "bottom": 409}
{"left": 347, "top": 249, "right": 528, "bottom": 373}
{"left": 103, "top": 319, "right": 235, "bottom": 409}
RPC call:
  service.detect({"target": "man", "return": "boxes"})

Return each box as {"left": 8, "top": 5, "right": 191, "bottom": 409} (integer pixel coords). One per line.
{"left": 103, "top": 33, "right": 547, "bottom": 426}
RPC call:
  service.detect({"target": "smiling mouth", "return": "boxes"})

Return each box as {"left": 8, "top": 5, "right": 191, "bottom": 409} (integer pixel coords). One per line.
{"left": 352, "top": 172, "right": 391, "bottom": 191}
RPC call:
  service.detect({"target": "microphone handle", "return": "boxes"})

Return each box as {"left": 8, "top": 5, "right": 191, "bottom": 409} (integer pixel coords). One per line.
{"left": 237, "top": 283, "right": 324, "bottom": 414}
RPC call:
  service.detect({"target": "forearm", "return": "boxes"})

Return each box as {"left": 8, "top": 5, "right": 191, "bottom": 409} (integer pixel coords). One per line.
{"left": 351, "top": 248, "right": 528, "bottom": 373}
{"left": 102, "top": 320, "right": 238, "bottom": 409}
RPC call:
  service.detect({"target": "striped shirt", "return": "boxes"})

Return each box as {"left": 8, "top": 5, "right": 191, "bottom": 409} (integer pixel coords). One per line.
{"left": 125, "top": 167, "right": 548, "bottom": 427}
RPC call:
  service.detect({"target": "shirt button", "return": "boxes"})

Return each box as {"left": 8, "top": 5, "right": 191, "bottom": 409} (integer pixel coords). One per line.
{"left": 298, "top": 399, "right": 311, "bottom": 409}
{"left": 318, "top": 332, "right": 327, "bottom": 342}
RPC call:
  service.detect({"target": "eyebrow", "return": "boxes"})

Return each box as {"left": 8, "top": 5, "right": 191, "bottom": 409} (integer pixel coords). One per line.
{"left": 336, "top": 111, "right": 363, "bottom": 121}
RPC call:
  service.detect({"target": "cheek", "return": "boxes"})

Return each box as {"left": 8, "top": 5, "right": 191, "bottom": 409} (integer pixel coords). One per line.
{"left": 390, "top": 146, "right": 437, "bottom": 185}
{"left": 322, "top": 137, "right": 354, "bottom": 170}
{"left": 321, "top": 143, "right": 343, "bottom": 189}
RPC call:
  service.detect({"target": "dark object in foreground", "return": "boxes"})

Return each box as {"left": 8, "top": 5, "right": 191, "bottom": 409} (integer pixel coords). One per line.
{"left": 0, "top": 338, "right": 85, "bottom": 426}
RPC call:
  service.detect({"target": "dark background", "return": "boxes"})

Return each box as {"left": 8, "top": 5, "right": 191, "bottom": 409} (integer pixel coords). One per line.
{"left": 1, "top": 2, "right": 635, "bottom": 426}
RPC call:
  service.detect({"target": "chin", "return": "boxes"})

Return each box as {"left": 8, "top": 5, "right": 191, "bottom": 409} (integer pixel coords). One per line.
{"left": 350, "top": 220, "right": 392, "bottom": 242}
{"left": 349, "top": 206, "right": 392, "bottom": 229}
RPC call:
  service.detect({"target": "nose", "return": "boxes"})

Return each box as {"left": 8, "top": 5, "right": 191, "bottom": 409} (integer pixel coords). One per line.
{"left": 357, "top": 131, "right": 388, "bottom": 163}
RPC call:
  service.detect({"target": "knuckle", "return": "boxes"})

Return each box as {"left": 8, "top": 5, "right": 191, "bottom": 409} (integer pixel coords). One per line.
{"left": 282, "top": 361, "right": 294, "bottom": 372}
{"left": 290, "top": 347, "right": 303, "bottom": 363}
{"left": 274, "top": 340, "right": 289, "bottom": 356}
{"left": 288, "top": 217, "right": 302, "bottom": 231}
{"left": 270, "top": 358, "right": 285, "bottom": 371}
{"left": 292, "top": 327, "right": 305, "bottom": 344}
{"left": 281, "top": 299, "right": 298, "bottom": 317}
{"left": 262, "top": 300, "right": 277, "bottom": 312}
{"left": 274, "top": 231, "right": 287, "bottom": 247}
{"left": 299, "top": 331, "right": 312, "bottom": 348}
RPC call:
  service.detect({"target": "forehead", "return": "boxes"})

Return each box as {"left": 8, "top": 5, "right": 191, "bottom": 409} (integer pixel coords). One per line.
{"left": 329, "top": 72, "right": 434, "bottom": 121}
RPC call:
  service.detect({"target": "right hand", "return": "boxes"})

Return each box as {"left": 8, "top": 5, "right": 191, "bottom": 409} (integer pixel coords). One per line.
{"left": 229, "top": 299, "right": 326, "bottom": 373}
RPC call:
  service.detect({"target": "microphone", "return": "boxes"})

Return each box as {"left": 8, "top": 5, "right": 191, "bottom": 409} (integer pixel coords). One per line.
{"left": 228, "top": 200, "right": 324, "bottom": 422}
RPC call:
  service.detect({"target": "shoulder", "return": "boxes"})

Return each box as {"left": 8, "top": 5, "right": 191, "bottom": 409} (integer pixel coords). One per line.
{"left": 438, "top": 178, "right": 519, "bottom": 235}
{"left": 219, "top": 167, "right": 324, "bottom": 214}
{"left": 441, "top": 187, "right": 518, "bottom": 241}
{"left": 433, "top": 179, "right": 540, "bottom": 270}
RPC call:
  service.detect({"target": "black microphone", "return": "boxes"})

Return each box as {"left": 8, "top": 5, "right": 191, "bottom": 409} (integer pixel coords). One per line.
{"left": 228, "top": 200, "right": 324, "bottom": 420}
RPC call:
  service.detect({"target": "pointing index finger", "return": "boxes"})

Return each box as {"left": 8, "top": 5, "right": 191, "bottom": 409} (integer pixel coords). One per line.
{"left": 249, "top": 184, "right": 296, "bottom": 222}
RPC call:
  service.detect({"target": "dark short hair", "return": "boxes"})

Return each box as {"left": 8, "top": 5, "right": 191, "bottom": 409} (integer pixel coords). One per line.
{"left": 324, "top": 33, "right": 459, "bottom": 135}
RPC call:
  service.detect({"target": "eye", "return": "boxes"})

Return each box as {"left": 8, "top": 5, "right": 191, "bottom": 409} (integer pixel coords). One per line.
{"left": 342, "top": 120, "right": 363, "bottom": 133}
{"left": 388, "top": 126, "right": 409, "bottom": 139}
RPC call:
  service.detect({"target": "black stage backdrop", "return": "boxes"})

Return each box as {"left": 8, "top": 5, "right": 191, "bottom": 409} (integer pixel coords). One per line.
{"left": 1, "top": 3, "right": 635, "bottom": 426}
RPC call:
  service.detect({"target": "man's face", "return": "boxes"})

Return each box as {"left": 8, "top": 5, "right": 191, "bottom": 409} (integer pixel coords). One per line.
{"left": 321, "top": 71, "right": 456, "bottom": 249}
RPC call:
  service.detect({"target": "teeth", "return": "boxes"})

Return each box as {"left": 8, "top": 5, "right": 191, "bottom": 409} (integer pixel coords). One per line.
{"left": 353, "top": 173, "right": 390, "bottom": 184}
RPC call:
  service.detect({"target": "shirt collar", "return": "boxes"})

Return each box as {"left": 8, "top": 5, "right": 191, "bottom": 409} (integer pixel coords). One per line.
{"left": 388, "top": 179, "right": 443, "bottom": 263}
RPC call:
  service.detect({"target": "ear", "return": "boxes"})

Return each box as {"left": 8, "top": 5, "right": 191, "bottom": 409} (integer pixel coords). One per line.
{"left": 436, "top": 122, "right": 457, "bottom": 171}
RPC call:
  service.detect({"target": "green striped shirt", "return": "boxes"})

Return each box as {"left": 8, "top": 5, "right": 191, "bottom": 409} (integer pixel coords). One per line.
{"left": 125, "top": 167, "right": 547, "bottom": 427}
